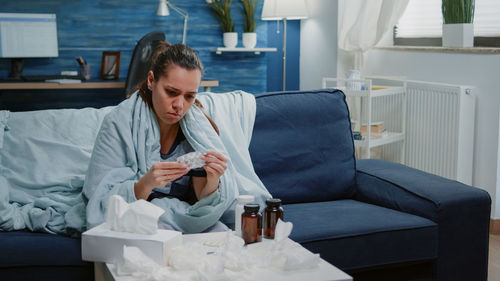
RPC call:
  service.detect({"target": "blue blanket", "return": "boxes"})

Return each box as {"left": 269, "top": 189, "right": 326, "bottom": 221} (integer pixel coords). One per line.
{"left": 0, "top": 91, "right": 270, "bottom": 236}
{"left": 0, "top": 107, "right": 114, "bottom": 236}
{"left": 83, "top": 91, "right": 271, "bottom": 233}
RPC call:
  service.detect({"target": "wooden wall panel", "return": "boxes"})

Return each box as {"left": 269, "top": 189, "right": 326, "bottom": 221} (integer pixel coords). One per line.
{"left": 1, "top": 0, "right": 270, "bottom": 94}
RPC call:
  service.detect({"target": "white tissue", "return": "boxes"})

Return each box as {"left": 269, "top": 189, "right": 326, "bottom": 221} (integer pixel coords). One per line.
{"left": 116, "top": 246, "right": 160, "bottom": 277}
{"left": 113, "top": 220, "right": 320, "bottom": 280}
{"left": 105, "top": 195, "right": 165, "bottom": 234}
{"left": 176, "top": 151, "right": 205, "bottom": 169}
{"left": 245, "top": 219, "right": 320, "bottom": 271}
{"left": 274, "top": 219, "right": 293, "bottom": 243}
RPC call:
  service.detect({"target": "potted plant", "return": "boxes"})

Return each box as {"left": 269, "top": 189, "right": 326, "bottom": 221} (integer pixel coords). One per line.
{"left": 240, "top": 0, "right": 259, "bottom": 48}
{"left": 208, "top": 0, "right": 237, "bottom": 48}
{"left": 442, "top": 0, "right": 475, "bottom": 47}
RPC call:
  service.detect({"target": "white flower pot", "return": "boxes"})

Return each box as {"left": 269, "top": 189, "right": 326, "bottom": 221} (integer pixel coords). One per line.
{"left": 223, "top": 32, "right": 238, "bottom": 48}
{"left": 242, "top": 32, "right": 257, "bottom": 49}
{"left": 442, "top": 23, "right": 474, "bottom": 48}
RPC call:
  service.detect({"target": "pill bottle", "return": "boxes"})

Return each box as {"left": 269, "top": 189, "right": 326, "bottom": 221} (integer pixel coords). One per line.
{"left": 263, "top": 198, "right": 283, "bottom": 239}
{"left": 234, "top": 195, "right": 254, "bottom": 237}
{"left": 241, "top": 204, "right": 262, "bottom": 244}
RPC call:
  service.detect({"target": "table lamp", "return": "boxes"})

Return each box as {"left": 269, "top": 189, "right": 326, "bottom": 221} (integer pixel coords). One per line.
{"left": 261, "top": 0, "right": 307, "bottom": 91}
{"left": 157, "top": 0, "right": 188, "bottom": 45}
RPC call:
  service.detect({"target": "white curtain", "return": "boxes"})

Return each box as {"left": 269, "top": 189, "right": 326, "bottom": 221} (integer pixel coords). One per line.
{"left": 338, "top": 0, "right": 409, "bottom": 70}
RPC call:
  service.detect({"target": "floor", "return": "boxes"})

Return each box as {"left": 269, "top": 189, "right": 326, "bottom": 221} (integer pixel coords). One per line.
{"left": 490, "top": 234, "right": 500, "bottom": 281}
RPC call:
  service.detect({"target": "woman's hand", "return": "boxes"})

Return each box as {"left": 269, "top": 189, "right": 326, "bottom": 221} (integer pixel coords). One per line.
{"left": 193, "top": 150, "right": 227, "bottom": 200}
{"left": 134, "top": 162, "right": 189, "bottom": 200}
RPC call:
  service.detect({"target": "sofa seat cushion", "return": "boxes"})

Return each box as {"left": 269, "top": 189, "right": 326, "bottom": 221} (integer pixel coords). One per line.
{"left": 284, "top": 199, "right": 438, "bottom": 271}
{"left": 0, "top": 231, "right": 89, "bottom": 267}
{"left": 250, "top": 90, "right": 356, "bottom": 204}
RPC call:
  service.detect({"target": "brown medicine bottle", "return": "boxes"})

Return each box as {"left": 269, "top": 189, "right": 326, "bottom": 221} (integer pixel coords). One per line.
{"left": 263, "top": 198, "right": 283, "bottom": 239}
{"left": 241, "top": 204, "right": 262, "bottom": 244}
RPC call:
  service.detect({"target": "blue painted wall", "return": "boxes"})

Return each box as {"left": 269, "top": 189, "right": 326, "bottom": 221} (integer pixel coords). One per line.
{"left": 0, "top": 0, "right": 299, "bottom": 94}
{"left": 266, "top": 20, "right": 300, "bottom": 92}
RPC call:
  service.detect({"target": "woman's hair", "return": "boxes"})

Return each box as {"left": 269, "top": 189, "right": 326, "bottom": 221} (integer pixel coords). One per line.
{"left": 133, "top": 42, "right": 218, "bottom": 134}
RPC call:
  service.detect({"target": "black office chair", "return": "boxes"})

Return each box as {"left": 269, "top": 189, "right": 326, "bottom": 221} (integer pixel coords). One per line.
{"left": 124, "top": 30, "right": 166, "bottom": 97}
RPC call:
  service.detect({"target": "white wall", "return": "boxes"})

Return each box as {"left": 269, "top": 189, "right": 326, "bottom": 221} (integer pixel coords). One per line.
{"left": 497, "top": 111, "right": 500, "bottom": 218}
{"left": 300, "top": 0, "right": 338, "bottom": 90}
{"left": 299, "top": 0, "right": 500, "bottom": 218}
{"left": 362, "top": 49, "right": 500, "bottom": 218}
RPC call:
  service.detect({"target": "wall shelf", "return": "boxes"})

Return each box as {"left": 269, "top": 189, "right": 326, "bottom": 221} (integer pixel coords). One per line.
{"left": 213, "top": 47, "right": 277, "bottom": 55}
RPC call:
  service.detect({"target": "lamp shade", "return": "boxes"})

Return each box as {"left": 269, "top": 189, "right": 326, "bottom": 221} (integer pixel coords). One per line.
{"left": 157, "top": 0, "right": 170, "bottom": 16}
{"left": 261, "top": 0, "right": 308, "bottom": 20}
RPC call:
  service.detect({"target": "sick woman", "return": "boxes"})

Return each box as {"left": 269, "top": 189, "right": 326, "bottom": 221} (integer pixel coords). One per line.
{"left": 83, "top": 43, "right": 270, "bottom": 233}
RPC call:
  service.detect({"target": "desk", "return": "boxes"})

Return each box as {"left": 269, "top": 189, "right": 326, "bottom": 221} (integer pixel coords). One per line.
{"left": 0, "top": 80, "right": 219, "bottom": 91}
{"left": 0, "top": 80, "right": 220, "bottom": 111}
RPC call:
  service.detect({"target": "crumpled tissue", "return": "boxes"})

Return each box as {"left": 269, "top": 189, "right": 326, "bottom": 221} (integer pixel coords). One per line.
{"left": 114, "top": 219, "right": 320, "bottom": 281}
{"left": 106, "top": 195, "right": 165, "bottom": 235}
{"left": 176, "top": 151, "right": 205, "bottom": 169}
{"left": 244, "top": 219, "right": 321, "bottom": 271}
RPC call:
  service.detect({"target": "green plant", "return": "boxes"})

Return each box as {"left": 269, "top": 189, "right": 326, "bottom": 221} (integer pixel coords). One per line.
{"left": 209, "top": 0, "right": 235, "bottom": 33}
{"left": 240, "top": 0, "right": 259, "bottom": 33}
{"left": 442, "top": 0, "right": 475, "bottom": 24}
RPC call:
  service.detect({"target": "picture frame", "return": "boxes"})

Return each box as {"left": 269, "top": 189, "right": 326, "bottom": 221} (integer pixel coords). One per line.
{"left": 100, "top": 51, "right": 121, "bottom": 80}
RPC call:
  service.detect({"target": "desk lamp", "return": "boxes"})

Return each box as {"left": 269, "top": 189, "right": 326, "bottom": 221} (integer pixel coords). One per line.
{"left": 157, "top": 0, "right": 188, "bottom": 45}
{"left": 261, "top": 0, "right": 307, "bottom": 91}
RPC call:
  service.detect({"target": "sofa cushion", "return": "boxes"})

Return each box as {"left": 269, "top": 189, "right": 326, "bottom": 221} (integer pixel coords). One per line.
{"left": 249, "top": 90, "right": 356, "bottom": 203}
{"left": 284, "top": 199, "right": 438, "bottom": 271}
{"left": 0, "top": 231, "right": 89, "bottom": 267}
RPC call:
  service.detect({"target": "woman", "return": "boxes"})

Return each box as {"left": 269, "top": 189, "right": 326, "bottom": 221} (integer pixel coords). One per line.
{"left": 83, "top": 43, "right": 246, "bottom": 233}
{"left": 133, "top": 42, "right": 227, "bottom": 205}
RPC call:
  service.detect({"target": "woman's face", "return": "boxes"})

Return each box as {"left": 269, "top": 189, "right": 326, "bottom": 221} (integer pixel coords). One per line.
{"left": 148, "top": 64, "right": 201, "bottom": 127}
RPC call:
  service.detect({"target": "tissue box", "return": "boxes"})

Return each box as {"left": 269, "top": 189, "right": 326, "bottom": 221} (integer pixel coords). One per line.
{"left": 82, "top": 223, "right": 182, "bottom": 264}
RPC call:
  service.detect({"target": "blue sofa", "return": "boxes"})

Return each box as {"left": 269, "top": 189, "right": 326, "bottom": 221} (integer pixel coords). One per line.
{"left": 0, "top": 89, "right": 491, "bottom": 281}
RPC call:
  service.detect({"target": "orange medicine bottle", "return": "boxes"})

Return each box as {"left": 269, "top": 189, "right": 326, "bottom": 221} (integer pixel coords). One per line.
{"left": 241, "top": 204, "right": 262, "bottom": 244}
{"left": 263, "top": 198, "right": 283, "bottom": 239}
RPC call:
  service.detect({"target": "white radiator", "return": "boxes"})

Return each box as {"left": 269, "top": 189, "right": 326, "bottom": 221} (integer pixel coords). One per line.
{"left": 404, "top": 80, "right": 475, "bottom": 185}
{"left": 326, "top": 77, "right": 475, "bottom": 185}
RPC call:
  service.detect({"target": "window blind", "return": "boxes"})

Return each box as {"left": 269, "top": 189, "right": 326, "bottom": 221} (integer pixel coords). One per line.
{"left": 396, "top": 0, "right": 500, "bottom": 38}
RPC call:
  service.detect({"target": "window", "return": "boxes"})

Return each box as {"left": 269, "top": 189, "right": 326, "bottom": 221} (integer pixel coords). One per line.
{"left": 394, "top": 0, "right": 500, "bottom": 47}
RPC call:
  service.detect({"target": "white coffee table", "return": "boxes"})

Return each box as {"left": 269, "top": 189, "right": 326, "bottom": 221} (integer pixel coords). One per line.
{"left": 94, "top": 232, "right": 352, "bottom": 281}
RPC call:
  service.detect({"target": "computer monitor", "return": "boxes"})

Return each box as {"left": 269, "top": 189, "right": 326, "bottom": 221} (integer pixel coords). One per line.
{"left": 0, "top": 13, "right": 59, "bottom": 79}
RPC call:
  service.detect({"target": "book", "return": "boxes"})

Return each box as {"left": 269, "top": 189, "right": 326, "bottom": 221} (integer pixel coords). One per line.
{"left": 360, "top": 121, "right": 385, "bottom": 134}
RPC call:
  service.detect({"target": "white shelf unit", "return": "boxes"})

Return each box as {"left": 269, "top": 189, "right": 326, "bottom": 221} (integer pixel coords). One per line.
{"left": 322, "top": 77, "right": 407, "bottom": 162}
{"left": 213, "top": 47, "right": 277, "bottom": 55}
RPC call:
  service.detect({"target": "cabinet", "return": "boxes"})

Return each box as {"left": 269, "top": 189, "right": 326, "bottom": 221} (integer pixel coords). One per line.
{"left": 322, "top": 77, "right": 406, "bottom": 162}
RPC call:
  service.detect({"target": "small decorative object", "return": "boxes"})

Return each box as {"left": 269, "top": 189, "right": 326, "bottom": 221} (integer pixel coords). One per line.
{"left": 81, "top": 64, "right": 92, "bottom": 81}
{"left": 352, "top": 131, "right": 363, "bottom": 141}
{"left": 442, "top": 0, "right": 475, "bottom": 48}
{"left": 207, "top": 0, "right": 237, "bottom": 48}
{"left": 240, "top": 0, "right": 258, "bottom": 48}
{"left": 100, "top": 51, "right": 121, "bottom": 80}
{"left": 76, "top": 56, "right": 91, "bottom": 80}
{"left": 223, "top": 32, "right": 238, "bottom": 48}
{"left": 346, "top": 69, "right": 363, "bottom": 90}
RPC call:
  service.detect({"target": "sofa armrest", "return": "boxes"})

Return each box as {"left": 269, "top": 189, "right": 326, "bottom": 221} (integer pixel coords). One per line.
{"left": 355, "top": 159, "right": 491, "bottom": 281}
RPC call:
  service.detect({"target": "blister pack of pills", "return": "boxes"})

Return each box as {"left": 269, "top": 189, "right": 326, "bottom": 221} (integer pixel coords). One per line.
{"left": 176, "top": 151, "right": 205, "bottom": 169}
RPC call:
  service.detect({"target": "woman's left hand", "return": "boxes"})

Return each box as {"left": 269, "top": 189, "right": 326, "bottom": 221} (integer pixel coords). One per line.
{"left": 199, "top": 150, "right": 227, "bottom": 198}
